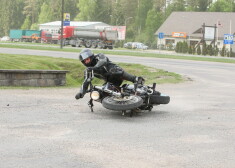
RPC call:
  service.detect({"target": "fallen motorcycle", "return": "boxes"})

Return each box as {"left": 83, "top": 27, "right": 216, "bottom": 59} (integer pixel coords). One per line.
{"left": 84, "top": 69, "right": 170, "bottom": 117}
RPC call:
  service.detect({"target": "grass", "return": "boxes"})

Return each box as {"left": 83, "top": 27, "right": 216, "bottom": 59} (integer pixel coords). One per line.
{"left": 0, "top": 53, "right": 184, "bottom": 88}
{"left": 1, "top": 42, "right": 235, "bottom": 64}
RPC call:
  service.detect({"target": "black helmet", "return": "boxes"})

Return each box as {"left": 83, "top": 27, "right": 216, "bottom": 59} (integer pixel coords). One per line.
{"left": 79, "top": 48, "right": 94, "bottom": 66}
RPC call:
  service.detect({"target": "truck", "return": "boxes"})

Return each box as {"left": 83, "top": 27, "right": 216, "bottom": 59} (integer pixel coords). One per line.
{"left": 58, "top": 26, "right": 118, "bottom": 49}
{"left": 9, "top": 29, "right": 52, "bottom": 43}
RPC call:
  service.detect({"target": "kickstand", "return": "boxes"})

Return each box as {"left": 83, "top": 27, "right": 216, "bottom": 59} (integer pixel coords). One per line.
{"left": 122, "top": 110, "right": 126, "bottom": 116}
{"left": 130, "top": 111, "right": 134, "bottom": 117}
{"left": 88, "top": 99, "right": 94, "bottom": 112}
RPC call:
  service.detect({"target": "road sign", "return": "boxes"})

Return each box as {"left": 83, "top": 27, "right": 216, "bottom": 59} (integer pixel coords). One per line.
{"left": 224, "top": 34, "right": 234, "bottom": 44}
{"left": 63, "top": 21, "right": 70, "bottom": 26}
{"left": 158, "top": 32, "right": 164, "bottom": 39}
{"left": 64, "top": 13, "right": 70, "bottom": 21}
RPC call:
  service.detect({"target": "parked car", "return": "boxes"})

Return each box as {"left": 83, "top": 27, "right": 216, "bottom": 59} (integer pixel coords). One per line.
{"left": 124, "top": 42, "right": 149, "bottom": 50}
{"left": 132, "top": 42, "right": 148, "bottom": 50}
{"left": 123, "top": 42, "right": 133, "bottom": 48}
{"left": 135, "top": 43, "right": 148, "bottom": 50}
{"left": 0, "top": 36, "right": 10, "bottom": 41}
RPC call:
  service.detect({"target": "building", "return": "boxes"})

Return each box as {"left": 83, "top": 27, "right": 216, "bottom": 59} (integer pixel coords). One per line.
{"left": 39, "top": 21, "right": 111, "bottom": 35}
{"left": 155, "top": 12, "right": 235, "bottom": 50}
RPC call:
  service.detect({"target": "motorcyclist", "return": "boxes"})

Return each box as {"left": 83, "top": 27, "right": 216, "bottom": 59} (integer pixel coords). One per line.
{"left": 75, "top": 48, "right": 145, "bottom": 99}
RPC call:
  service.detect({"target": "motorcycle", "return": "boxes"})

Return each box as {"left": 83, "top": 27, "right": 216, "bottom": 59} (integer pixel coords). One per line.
{"left": 84, "top": 69, "right": 170, "bottom": 117}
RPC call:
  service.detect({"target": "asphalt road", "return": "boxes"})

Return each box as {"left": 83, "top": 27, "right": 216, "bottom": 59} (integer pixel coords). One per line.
{"left": 0, "top": 48, "right": 235, "bottom": 168}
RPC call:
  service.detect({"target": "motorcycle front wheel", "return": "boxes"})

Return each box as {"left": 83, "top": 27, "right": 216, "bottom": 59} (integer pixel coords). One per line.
{"left": 102, "top": 95, "right": 143, "bottom": 111}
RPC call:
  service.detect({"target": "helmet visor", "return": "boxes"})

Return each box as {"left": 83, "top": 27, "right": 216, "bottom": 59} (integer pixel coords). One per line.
{"left": 80, "top": 52, "right": 90, "bottom": 61}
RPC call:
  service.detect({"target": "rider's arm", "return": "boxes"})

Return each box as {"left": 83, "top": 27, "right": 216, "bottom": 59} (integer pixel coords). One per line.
{"left": 93, "top": 54, "right": 108, "bottom": 69}
{"left": 78, "top": 70, "right": 91, "bottom": 96}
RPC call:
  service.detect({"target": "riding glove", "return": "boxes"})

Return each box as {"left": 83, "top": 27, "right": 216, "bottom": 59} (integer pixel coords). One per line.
{"left": 75, "top": 92, "right": 83, "bottom": 99}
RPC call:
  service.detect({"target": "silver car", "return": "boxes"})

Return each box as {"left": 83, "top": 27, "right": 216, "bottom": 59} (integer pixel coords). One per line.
{"left": 134, "top": 42, "right": 148, "bottom": 50}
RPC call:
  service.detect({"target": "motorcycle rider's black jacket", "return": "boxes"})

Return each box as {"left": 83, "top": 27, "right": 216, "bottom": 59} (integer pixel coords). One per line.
{"left": 79, "top": 53, "right": 136, "bottom": 96}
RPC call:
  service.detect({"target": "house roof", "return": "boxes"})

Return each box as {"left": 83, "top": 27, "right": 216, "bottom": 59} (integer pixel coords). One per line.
{"left": 39, "top": 21, "right": 109, "bottom": 27}
{"left": 155, "top": 12, "right": 235, "bottom": 38}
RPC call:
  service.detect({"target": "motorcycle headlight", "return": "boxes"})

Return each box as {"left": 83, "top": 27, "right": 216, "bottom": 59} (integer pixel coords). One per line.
{"left": 90, "top": 91, "right": 100, "bottom": 100}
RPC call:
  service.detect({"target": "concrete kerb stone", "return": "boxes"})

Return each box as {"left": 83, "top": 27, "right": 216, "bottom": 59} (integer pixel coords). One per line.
{"left": 0, "top": 69, "right": 69, "bottom": 87}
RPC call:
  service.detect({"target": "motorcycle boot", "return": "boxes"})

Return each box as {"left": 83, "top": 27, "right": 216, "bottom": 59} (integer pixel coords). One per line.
{"left": 135, "top": 76, "right": 145, "bottom": 85}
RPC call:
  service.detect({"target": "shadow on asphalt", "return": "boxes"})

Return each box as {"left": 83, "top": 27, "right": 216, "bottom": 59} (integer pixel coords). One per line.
{"left": 89, "top": 108, "right": 170, "bottom": 120}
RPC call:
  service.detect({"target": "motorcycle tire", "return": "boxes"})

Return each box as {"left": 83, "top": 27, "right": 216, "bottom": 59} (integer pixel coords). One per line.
{"left": 149, "top": 94, "right": 170, "bottom": 105}
{"left": 102, "top": 95, "right": 143, "bottom": 111}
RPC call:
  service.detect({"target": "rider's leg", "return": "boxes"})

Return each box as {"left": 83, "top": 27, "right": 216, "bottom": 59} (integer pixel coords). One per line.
{"left": 123, "top": 71, "right": 145, "bottom": 85}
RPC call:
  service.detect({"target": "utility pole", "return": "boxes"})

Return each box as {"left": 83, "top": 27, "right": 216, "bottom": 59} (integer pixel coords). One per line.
{"left": 214, "top": 24, "right": 217, "bottom": 48}
{"left": 229, "top": 20, "right": 232, "bottom": 57}
{"left": 60, "top": 0, "right": 64, "bottom": 49}
{"left": 165, "top": 0, "right": 167, "bottom": 20}
{"left": 202, "top": 23, "right": 205, "bottom": 44}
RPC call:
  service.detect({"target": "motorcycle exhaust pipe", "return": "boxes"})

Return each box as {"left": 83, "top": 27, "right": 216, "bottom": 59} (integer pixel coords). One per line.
{"left": 94, "top": 86, "right": 121, "bottom": 97}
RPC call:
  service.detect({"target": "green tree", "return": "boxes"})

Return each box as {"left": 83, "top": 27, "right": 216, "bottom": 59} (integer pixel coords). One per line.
{"left": 64, "top": 0, "right": 80, "bottom": 21}
{"left": 198, "top": 0, "right": 211, "bottom": 11}
{"left": 186, "top": 0, "right": 198, "bottom": 11}
{"left": 0, "top": 0, "right": 25, "bottom": 36}
{"left": 38, "top": 2, "right": 53, "bottom": 24}
{"left": 0, "top": 0, "right": 12, "bottom": 35}
{"left": 121, "top": 0, "right": 138, "bottom": 21}
{"left": 23, "top": 0, "right": 40, "bottom": 25}
{"left": 75, "top": 0, "right": 98, "bottom": 21}
{"left": 187, "top": 0, "right": 212, "bottom": 11}
{"left": 209, "top": 0, "right": 233, "bottom": 12}
{"left": 135, "top": 0, "right": 154, "bottom": 34}
{"left": 21, "top": 16, "right": 31, "bottom": 29}
{"left": 145, "top": 9, "right": 163, "bottom": 42}
{"left": 173, "top": 0, "right": 186, "bottom": 11}
{"left": 165, "top": 0, "right": 186, "bottom": 20}
{"left": 11, "top": 0, "right": 25, "bottom": 30}
{"left": 110, "top": 2, "right": 125, "bottom": 25}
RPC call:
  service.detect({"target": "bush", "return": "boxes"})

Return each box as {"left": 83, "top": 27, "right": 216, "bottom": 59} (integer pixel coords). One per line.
{"left": 192, "top": 46, "right": 196, "bottom": 54}
{"left": 114, "top": 41, "right": 124, "bottom": 48}
{"left": 220, "top": 46, "right": 226, "bottom": 56}
{"left": 175, "top": 42, "right": 180, "bottom": 53}
{"left": 202, "top": 43, "right": 207, "bottom": 55}
{"left": 231, "top": 52, "right": 235, "bottom": 57}
{"left": 182, "top": 41, "right": 188, "bottom": 53}
{"left": 197, "top": 46, "right": 201, "bottom": 55}
{"left": 175, "top": 41, "right": 183, "bottom": 53}
{"left": 149, "top": 39, "right": 158, "bottom": 49}
{"left": 207, "top": 45, "right": 213, "bottom": 56}
{"left": 188, "top": 45, "right": 192, "bottom": 54}
{"left": 214, "top": 46, "right": 219, "bottom": 56}
{"left": 167, "top": 43, "right": 174, "bottom": 50}
{"left": 227, "top": 48, "right": 232, "bottom": 57}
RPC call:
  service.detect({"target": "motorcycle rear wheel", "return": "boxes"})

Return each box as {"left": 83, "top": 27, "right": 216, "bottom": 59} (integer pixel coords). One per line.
{"left": 102, "top": 95, "right": 143, "bottom": 111}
